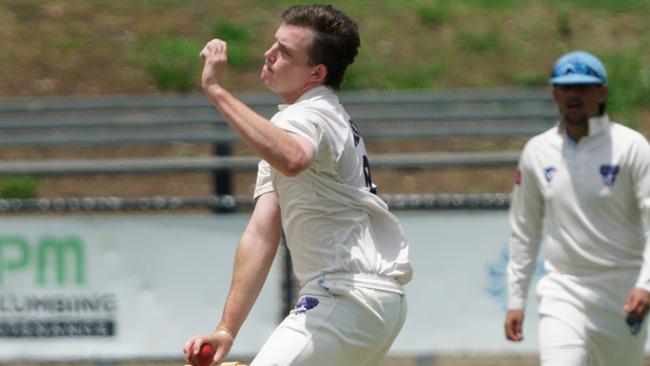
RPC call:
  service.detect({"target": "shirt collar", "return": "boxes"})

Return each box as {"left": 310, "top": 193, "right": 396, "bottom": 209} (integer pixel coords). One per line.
{"left": 587, "top": 113, "right": 610, "bottom": 137}
{"left": 558, "top": 113, "right": 611, "bottom": 143}
{"left": 277, "top": 85, "right": 336, "bottom": 111}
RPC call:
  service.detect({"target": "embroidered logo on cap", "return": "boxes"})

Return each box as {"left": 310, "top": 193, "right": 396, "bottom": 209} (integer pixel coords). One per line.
{"left": 544, "top": 166, "right": 557, "bottom": 182}
{"left": 295, "top": 296, "right": 319, "bottom": 314}
{"left": 600, "top": 164, "right": 620, "bottom": 186}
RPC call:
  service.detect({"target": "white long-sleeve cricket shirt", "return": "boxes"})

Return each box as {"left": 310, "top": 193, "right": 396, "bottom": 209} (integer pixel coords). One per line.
{"left": 507, "top": 114, "right": 650, "bottom": 310}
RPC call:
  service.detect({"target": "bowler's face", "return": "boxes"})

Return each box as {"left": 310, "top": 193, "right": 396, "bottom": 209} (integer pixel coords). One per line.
{"left": 552, "top": 84, "right": 608, "bottom": 125}
{"left": 260, "top": 23, "right": 316, "bottom": 102}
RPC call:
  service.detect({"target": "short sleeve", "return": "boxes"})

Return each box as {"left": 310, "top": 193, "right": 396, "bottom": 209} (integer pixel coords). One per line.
{"left": 271, "top": 107, "right": 321, "bottom": 152}
{"left": 253, "top": 160, "right": 274, "bottom": 200}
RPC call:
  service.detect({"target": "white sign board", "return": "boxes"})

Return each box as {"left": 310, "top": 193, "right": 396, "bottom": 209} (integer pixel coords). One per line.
{"left": 0, "top": 214, "right": 280, "bottom": 361}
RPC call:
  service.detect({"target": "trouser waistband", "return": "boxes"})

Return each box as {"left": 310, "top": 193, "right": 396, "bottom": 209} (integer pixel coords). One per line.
{"left": 317, "top": 272, "right": 404, "bottom": 295}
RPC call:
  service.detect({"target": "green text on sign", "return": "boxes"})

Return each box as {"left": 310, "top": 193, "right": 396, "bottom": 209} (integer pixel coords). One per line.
{"left": 0, "top": 236, "right": 85, "bottom": 286}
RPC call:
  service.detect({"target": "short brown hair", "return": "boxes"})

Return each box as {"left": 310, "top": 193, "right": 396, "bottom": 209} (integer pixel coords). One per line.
{"left": 282, "top": 4, "right": 360, "bottom": 90}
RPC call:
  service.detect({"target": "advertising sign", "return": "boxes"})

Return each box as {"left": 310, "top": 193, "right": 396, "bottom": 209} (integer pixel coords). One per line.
{"left": 0, "top": 214, "right": 281, "bottom": 361}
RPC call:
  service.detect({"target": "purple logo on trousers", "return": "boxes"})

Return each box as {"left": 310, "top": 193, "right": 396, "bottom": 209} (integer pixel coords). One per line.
{"left": 626, "top": 316, "right": 643, "bottom": 336}
{"left": 295, "top": 296, "right": 319, "bottom": 314}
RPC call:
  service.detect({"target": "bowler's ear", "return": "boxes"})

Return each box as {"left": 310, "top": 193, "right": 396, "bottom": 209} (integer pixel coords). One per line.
{"left": 310, "top": 64, "right": 327, "bottom": 84}
{"left": 599, "top": 84, "right": 609, "bottom": 102}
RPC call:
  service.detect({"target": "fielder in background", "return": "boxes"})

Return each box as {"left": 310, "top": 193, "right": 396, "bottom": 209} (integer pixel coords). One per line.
{"left": 504, "top": 50, "right": 650, "bottom": 365}
{"left": 184, "top": 4, "right": 412, "bottom": 366}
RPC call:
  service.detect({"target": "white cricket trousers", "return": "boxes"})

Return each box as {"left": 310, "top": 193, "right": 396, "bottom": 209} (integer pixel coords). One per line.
{"left": 536, "top": 270, "right": 647, "bottom": 366}
{"left": 250, "top": 273, "right": 407, "bottom": 366}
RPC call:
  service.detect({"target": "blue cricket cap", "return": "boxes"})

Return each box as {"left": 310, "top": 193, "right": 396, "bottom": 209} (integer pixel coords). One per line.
{"left": 549, "top": 50, "right": 608, "bottom": 85}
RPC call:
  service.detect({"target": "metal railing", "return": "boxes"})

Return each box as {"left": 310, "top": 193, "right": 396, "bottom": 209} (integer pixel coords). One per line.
{"left": 0, "top": 193, "right": 511, "bottom": 213}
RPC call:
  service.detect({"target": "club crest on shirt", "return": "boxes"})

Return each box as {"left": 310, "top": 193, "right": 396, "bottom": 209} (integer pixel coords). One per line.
{"left": 543, "top": 166, "right": 557, "bottom": 182}
{"left": 599, "top": 164, "right": 620, "bottom": 187}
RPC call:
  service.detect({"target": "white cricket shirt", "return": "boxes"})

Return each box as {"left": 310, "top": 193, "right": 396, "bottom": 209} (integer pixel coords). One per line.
{"left": 253, "top": 86, "right": 412, "bottom": 287}
{"left": 507, "top": 114, "right": 650, "bottom": 309}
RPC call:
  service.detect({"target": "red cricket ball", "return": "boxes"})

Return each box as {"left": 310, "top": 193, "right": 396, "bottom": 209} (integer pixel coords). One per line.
{"left": 196, "top": 343, "right": 215, "bottom": 366}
